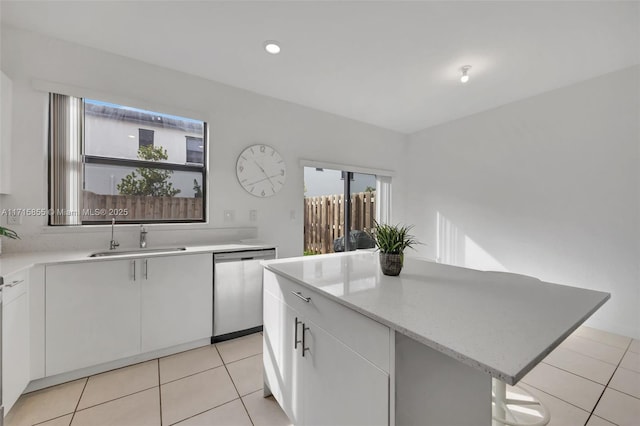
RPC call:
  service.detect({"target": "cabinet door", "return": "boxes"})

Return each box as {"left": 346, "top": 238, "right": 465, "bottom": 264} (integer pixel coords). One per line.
{"left": 141, "top": 253, "right": 212, "bottom": 352}
{"left": 45, "top": 260, "right": 140, "bottom": 376}
{"left": 302, "top": 319, "right": 389, "bottom": 426}
{"left": 3, "top": 277, "right": 29, "bottom": 414}
{"left": 263, "top": 290, "right": 302, "bottom": 425}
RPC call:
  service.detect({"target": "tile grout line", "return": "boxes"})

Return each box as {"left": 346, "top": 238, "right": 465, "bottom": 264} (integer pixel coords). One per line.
{"left": 572, "top": 332, "right": 633, "bottom": 351}
{"left": 558, "top": 344, "right": 624, "bottom": 367}
{"left": 539, "top": 361, "right": 611, "bottom": 387}
{"left": 161, "top": 363, "right": 227, "bottom": 386}
{"left": 67, "top": 385, "right": 160, "bottom": 414}
{"left": 69, "top": 377, "right": 89, "bottom": 425}
{"left": 583, "top": 339, "right": 632, "bottom": 426}
{"left": 219, "top": 351, "right": 263, "bottom": 366}
{"left": 520, "top": 380, "right": 597, "bottom": 416}
{"left": 158, "top": 358, "right": 164, "bottom": 426}
{"left": 159, "top": 345, "right": 261, "bottom": 387}
{"left": 215, "top": 344, "right": 255, "bottom": 426}
{"left": 166, "top": 397, "right": 244, "bottom": 426}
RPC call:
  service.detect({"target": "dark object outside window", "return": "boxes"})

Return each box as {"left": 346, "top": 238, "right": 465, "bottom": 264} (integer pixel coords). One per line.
{"left": 186, "top": 136, "right": 204, "bottom": 164}
{"left": 139, "top": 128, "right": 154, "bottom": 148}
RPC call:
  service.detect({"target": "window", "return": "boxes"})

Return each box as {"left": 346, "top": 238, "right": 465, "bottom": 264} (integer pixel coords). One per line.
{"left": 138, "top": 128, "right": 154, "bottom": 148}
{"left": 49, "top": 94, "right": 207, "bottom": 225}
{"left": 186, "top": 136, "right": 204, "bottom": 164}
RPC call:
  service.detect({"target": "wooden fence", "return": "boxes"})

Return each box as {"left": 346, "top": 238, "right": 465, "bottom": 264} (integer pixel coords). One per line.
{"left": 82, "top": 191, "right": 203, "bottom": 221}
{"left": 304, "top": 191, "right": 375, "bottom": 254}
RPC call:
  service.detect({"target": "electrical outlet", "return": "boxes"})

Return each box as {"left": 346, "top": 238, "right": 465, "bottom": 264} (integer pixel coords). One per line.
{"left": 249, "top": 209, "right": 258, "bottom": 222}
{"left": 223, "top": 210, "right": 235, "bottom": 222}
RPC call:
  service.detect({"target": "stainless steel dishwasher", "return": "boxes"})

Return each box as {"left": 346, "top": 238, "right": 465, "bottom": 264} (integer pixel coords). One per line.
{"left": 213, "top": 249, "right": 276, "bottom": 342}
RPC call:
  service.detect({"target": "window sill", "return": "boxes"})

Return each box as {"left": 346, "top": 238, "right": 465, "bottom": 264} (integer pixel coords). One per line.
{"left": 40, "top": 223, "right": 256, "bottom": 234}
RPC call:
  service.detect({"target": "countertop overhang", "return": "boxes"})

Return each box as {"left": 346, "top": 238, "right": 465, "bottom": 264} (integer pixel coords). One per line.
{"left": 263, "top": 251, "right": 610, "bottom": 385}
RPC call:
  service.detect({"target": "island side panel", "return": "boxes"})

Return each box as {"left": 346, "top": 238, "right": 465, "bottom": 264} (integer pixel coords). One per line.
{"left": 395, "top": 332, "right": 491, "bottom": 425}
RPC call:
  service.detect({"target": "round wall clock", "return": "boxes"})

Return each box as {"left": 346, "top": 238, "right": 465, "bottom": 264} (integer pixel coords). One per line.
{"left": 236, "top": 144, "right": 286, "bottom": 197}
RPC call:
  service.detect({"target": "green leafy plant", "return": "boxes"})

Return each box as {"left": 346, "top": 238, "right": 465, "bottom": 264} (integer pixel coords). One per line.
{"left": 0, "top": 226, "right": 20, "bottom": 240}
{"left": 193, "top": 179, "right": 202, "bottom": 198}
{"left": 370, "top": 221, "right": 417, "bottom": 255}
{"left": 117, "top": 145, "right": 181, "bottom": 197}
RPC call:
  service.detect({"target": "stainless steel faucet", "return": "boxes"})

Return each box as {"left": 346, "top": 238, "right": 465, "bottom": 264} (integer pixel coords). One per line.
{"left": 109, "top": 218, "right": 119, "bottom": 250}
{"left": 140, "top": 225, "right": 148, "bottom": 248}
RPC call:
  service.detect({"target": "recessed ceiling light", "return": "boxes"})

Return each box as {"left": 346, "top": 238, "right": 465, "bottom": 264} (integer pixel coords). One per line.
{"left": 128, "top": 135, "right": 136, "bottom": 139}
{"left": 264, "top": 41, "right": 281, "bottom": 55}
{"left": 460, "top": 65, "right": 472, "bottom": 83}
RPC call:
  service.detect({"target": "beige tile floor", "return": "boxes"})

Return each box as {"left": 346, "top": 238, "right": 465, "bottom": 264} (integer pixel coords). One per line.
{"left": 6, "top": 333, "right": 290, "bottom": 426}
{"left": 505, "top": 326, "right": 640, "bottom": 426}
{"left": 5, "top": 327, "right": 640, "bottom": 426}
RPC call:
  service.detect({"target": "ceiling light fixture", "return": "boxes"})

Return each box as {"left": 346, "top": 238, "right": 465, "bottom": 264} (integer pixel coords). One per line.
{"left": 264, "top": 41, "right": 281, "bottom": 55}
{"left": 460, "top": 65, "right": 472, "bottom": 83}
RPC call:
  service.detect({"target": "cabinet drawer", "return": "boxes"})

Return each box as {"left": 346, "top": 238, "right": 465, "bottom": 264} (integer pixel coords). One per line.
{"left": 3, "top": 269, "right": 28, "bottom": 304}
{"left": 264, "top": 269, "right": 390, "bottom": 372}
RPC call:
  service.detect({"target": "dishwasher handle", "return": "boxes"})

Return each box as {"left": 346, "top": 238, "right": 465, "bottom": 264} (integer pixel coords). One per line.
{"left": 214, "top": 249, "right": 276, "bottom": 263}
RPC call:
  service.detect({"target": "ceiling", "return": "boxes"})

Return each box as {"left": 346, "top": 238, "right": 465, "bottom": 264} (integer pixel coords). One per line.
{"left": 1, "top": 1, "right": 638, "bottom": 134}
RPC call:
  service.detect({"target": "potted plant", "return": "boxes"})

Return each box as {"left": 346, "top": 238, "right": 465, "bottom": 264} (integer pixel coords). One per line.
{"left": 370, "top": 221, "right": 417, "bottom": 276}
{"left": 0, "top": 225, "right": 20, "bottom": 255}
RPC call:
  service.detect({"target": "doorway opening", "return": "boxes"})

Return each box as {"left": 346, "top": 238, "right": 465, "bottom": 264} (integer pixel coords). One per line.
{"left": 303, "top": 167, "right": 380, "bottom": 255}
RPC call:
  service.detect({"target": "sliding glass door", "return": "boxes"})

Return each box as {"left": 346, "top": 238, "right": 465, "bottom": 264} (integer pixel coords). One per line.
{"left": 303, "top": 167, "right": 377, "bottom": 255}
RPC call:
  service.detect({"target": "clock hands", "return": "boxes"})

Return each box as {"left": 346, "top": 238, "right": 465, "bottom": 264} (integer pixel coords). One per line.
{"left": 247, "top": 174, "right": 280, "bottom": 186}
{"left": 254, "top": 160, "right": 276, "bottom": 187}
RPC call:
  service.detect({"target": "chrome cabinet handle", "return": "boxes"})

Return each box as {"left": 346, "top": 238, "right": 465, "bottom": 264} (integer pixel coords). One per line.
{"left": 144, "top": 259, "right": 148, "bottom": 280}
{"left": 291, "top": 291, "right": 311, "bottom": 303}
{"left": 132, "top": 261, "right": 136, "bottom": 281}
{"left": 294, "top": 317, "right": 302, "bottom": 350}
{"left": 302, "top": 323, "right": 310, "bottom": 357}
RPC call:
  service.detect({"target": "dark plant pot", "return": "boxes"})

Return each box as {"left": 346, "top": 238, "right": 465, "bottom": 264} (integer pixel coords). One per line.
{"left": 379, "top": 252, "right": 403, "bottom": 276}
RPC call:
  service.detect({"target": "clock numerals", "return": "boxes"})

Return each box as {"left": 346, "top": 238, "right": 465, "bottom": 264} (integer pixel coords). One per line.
{"left": 237, "top": 144, "right": 286, "bottom": 198}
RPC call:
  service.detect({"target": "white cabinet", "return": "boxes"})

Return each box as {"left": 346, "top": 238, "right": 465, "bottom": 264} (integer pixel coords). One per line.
{"left": 263, "top": 270, "right": 389, "bottom": 426}
{"left": 0, "top": 71, "right": 12, "bottom": 194}
{"left": 2, "top": 269, "right": 30, "bottom": 414}
{"left": 263, "top": 290, "right": 302, "bottom": 424}
{"left": 141, "top": 253, "right": 212, "bottom": 352}
{"left": 45, "top": 253, "right": 213, "bottom": 376}
{"left": 302, "top": 320, "right": 389, "bottom": 426}
{"left": 45, "top": 259, "right": 140, "bottom": 376}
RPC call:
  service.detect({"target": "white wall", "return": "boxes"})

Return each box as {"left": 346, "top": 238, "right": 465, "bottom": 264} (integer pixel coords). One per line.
{"left": 404, "top": 66, "right": 640, "bottom": 338}
{"left": 0, "top": 27, "right": 406, "bottom": 257}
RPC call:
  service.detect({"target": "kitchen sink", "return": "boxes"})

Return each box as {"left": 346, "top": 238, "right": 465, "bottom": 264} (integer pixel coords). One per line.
{"left": 89, "top": 247, "right": 187, "bottom": 257}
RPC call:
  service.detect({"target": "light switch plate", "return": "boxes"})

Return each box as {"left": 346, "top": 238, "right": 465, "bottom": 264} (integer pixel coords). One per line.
{"left": 249, "top": 209, "right": 257, "bottom": 222}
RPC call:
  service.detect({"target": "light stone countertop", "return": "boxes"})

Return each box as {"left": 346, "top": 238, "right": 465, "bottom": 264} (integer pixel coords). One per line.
{"left": 0, "top": 243, "right": 275, "bottom": 277}
{"left": 263, "top": 251, "right": 610, "bottom": 385}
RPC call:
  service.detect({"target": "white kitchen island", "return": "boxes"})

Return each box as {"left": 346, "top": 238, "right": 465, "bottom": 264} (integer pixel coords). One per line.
{"left": 262, "top": 251, "right": 610, "bottom": 426}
